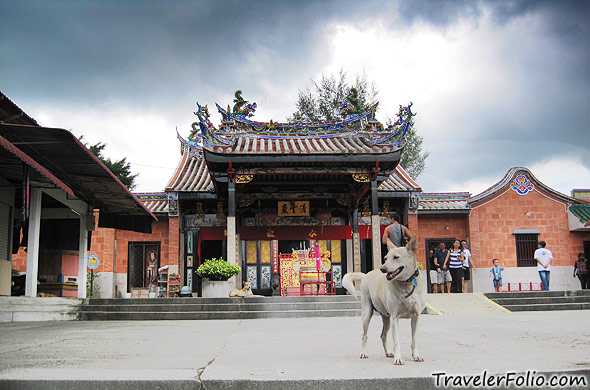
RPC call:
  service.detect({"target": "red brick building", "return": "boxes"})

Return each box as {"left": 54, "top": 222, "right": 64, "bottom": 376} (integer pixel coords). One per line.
{"left": 27, "top": 162, "right": 584, "bottom": 298}
{"left": 11, "top": 93, "right": 590, "bottom": 298}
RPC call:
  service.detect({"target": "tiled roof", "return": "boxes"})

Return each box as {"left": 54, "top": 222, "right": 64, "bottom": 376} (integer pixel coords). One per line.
{"left": 165, "top": 152, "right": 214, "bottom": 192}
{"left": 418, "top": 193, "right": 470, "bottom": 211}
{"left": 206, "top": 134, "right": 401, "bottom": 155}
{"left": 0, "top": 91, "right": 39, "bottom": 126}
{"left": 569, "top": 204, "right": 590, "bottom": 223}
{"left": 379, "top": 165, "right": 422, "bottom": 192}
{"left": 134, "top": 193, "right": 169, "bottom": 214}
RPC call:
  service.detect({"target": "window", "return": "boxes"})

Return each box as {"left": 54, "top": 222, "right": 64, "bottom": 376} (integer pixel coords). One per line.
{"left": 515, "top": 234, "right": 538, "bottom": 267}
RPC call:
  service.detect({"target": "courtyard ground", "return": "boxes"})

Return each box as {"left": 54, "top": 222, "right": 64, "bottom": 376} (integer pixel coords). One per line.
{"left": 0, "top": 310, "right": 588, "bottom": 389}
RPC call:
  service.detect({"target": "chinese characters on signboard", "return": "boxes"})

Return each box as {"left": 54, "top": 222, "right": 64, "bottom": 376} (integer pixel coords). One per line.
{"left": 278, "top": 201, "right": 310, "bottom": 217}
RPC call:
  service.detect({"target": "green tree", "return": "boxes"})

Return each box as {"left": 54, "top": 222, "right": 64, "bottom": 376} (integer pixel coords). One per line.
{"left": 389, "top": 117, "right": 429, "bottom": 180}
{"left": 295, "top": 71, "right": 428, "bottom": 179}
{"left": 80, "top": 137, "right": 138, "bottom": 190}
{"left": 295, "top": 69, "right": 378, "bottom": 123}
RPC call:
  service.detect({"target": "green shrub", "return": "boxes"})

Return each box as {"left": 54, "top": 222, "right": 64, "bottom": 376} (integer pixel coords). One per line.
{"left": 86, "top": 270, "right": 101, "bottom": 298}
{"left": 196, "top": 257, "right": 241, "bottom": 281}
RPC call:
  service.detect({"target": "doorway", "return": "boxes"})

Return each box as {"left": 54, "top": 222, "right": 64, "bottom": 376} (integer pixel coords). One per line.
{"left": 424, "top": 238, "right": 455, "bottom": 292}
{"left": 127, "top": 242, "right": 160, "bottom": 292}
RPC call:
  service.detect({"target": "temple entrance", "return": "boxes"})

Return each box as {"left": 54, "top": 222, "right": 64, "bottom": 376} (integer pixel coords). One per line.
{"left": 241, "top": 237, "right": 347, "bottom": 296}
{"left": 425, "top": 238, "right": 455, "bottom": 292}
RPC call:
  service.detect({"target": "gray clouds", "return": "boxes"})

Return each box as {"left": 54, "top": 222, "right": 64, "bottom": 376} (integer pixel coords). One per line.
{"left": 1, "top": 0, "right": 589, "bottom": 193}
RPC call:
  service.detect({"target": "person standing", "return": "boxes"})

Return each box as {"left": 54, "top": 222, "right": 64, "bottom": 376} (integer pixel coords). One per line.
{"left": 534, "top": 241, "right": 553, "bottom": 291}
{"left": 433, "top": 242, "right": 450, "bottom": 293}
{"left": 428, "top": 249, "right": 437, "bottom": 293}
{"left": 573, "top": 252, "right": 589, "bottom": 290}
{"left": 445, "top": 239, "right": 464, "bottom": 293}
{"left": 489, "top": 259, "right": 504, "bottom": 292}
{"left": 382, "top": 211, "right": 411, "bottom": 248}
{"left": 461, "top": 240, "right": 474, "bottom": 293}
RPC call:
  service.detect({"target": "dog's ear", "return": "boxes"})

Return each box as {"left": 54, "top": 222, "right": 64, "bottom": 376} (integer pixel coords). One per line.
{"left": 406, "top": 235, "right": 418, "bottom": 255}
{"left": 386, "top": 240, "right": 395, "bottom": 251}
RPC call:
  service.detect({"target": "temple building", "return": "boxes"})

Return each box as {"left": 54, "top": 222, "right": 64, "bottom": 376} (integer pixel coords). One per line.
{"left": 8, "top": 90, "right": 590, "bottom": 297}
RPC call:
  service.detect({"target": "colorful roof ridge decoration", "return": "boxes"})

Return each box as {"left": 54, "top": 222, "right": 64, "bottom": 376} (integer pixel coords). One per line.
{"left": 571, "top": 189, "right": 590, "bottom": 202}
{"left": 417, "top": 192, "right": 471, "bottom": 211}
{"left": 187, "top": 89, "right": 416, "bottom": 153}
{"left": 510, "top": 173, "right": 534, "bottom": 195}
{"left": 134, "top": 192, "right": 169, "bottom": 214}
{"left": 469, "top": 167, "right": 578, "bottom": 206}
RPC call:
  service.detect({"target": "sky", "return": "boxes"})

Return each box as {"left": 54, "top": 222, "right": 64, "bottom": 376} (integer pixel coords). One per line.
{"left": 1, "top": 0, "right": 589, "bottom": 196}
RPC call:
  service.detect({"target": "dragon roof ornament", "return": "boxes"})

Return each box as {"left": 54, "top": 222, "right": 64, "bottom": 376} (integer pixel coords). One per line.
{"left": 187, "top": 89, "right": 416, "bottom": 150}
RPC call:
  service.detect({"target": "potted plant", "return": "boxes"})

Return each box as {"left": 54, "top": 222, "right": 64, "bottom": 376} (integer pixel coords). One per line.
{"left": 196, "top": 257, "right": 241, "bottom": 297}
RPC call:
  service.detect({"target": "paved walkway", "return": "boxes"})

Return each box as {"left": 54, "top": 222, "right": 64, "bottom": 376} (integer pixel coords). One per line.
{"left": 426, "top": 293, "right": 511, "bottom": 315}
{"left": 0, "top": 310, "right": 589, "bottom": 389}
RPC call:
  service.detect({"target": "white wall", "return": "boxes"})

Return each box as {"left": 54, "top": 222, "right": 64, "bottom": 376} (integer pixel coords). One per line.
{"left": 471, "top": 266, "right": 580, "bottom": 293}
{"left": 91, "top": 272, "right": 128, "bottom": 298}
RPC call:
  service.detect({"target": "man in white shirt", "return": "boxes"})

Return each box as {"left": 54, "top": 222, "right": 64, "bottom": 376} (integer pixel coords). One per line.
{"left": 534, "top": 241, "right": 553, "bottom": 291}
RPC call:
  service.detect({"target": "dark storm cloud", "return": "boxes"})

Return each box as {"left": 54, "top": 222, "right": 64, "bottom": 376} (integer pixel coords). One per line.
{"left": 0, "top": 0, "right": 360, "bottom": 107}
{"left": 1, "top": 0, "right": 588, "bottom": 192}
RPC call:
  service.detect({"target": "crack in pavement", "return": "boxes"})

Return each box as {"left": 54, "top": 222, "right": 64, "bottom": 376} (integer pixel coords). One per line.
{"left": 0, "top": 338, "right": 71, "bottom": 355}
{"left": 196, "top": 320, "right": 243, "bottom": 383}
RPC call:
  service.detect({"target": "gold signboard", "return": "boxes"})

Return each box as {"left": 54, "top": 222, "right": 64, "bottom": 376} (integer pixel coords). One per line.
{"left": 278, "top": 201, "right": 309, "bottom": 217}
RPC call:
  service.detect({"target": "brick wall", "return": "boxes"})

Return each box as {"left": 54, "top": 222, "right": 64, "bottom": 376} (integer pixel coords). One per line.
{"left": 470, "top": 188, "right": 590, "bottom": 268}
{"left": 77, "top": 210, "right": 174, "bottom": 277}
{"left": 167, "top": 217, "right": 180, "bottom": 268}
{"left": 414, "top": 214, "right": 469, "bottom": 266}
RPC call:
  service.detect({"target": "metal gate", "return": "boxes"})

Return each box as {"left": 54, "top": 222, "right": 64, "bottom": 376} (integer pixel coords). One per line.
{"left": 127, "top": 242, "right": 160, "bottom": 291}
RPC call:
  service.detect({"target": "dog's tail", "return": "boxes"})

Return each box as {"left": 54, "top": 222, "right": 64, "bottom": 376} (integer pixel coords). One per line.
{"left": 342, "top": 272, "right": 365, "bottom": 300}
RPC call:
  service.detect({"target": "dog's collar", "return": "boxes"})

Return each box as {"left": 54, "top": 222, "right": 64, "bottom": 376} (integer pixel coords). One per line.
{"left": 402, "top": 266, "right": 420, "bottom": 299}
{"left": 403, "top": 267, "right": 420, "bottom": 283}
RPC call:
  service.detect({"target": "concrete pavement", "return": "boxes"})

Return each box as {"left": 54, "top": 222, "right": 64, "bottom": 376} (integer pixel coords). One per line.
{"left": 1, "top": 311, "right": 589, "bottom": 389}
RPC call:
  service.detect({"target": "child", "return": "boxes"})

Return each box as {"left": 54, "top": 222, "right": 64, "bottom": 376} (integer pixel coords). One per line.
{"left": 489, "top": 259, "right": 504, "bottom": 292}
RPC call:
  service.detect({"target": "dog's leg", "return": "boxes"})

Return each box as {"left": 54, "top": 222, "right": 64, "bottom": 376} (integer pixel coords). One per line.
{"left": 390, "top": 317, "right": 404, "bottom": 365}
{"left": 380, "top": 314, "right": 393, "bottom": 358}
{"left": 411, "top": 315, "right": 424, "bottom": 362}
{"left": 360, "top": 295, "right": 373, "bottom": 359}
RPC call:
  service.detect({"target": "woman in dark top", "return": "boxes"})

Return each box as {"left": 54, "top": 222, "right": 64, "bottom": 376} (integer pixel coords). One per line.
{"left": 573, "top": 252, "right": 589, "bottom": 289}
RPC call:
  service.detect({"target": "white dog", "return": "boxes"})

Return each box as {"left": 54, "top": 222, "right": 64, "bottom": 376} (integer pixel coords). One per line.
{"left": 342, "top": 235, "right": 425, "bottom": 365}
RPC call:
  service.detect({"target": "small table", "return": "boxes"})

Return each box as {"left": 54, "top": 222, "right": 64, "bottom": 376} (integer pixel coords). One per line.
{"left": 299, "top": 267, "right": 336, "bottom": 296}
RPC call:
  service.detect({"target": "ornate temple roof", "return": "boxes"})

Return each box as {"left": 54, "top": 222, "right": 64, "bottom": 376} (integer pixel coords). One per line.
{"left": 165, "top": 90, "right": 418, "bottom": 202}
{"left": 165, "top": 139, "right": 420, "bottom": 195}
{"left": 187, "top": 90, "right": 415, "bottom": 159}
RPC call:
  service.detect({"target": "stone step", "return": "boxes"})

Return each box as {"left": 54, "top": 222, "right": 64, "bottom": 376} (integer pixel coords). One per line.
{"left": 85, "top": 295, "right": 358, "bottom": 305}
{"left": 503, "top": 302, "right": 590, "bottom": 311}
{"left": 79, "top": 295, "right": 363, "bottom": 320}
{"left": 0, "top": 297, "right": 82, "bottom": 323}
{"left": 79, "top": 308, "right": 362, "bottom": 321}
{"left": 80, "top": 301, "right": 361, "bottom": 312}
{"left": 485, "top": 290, "right": 590, "bottom": 299}
{"left": 492, "top": 296, "right": 590, "bottom": 305}
{"left": 484, "top": 290, "right": 590, "bottom": 312}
